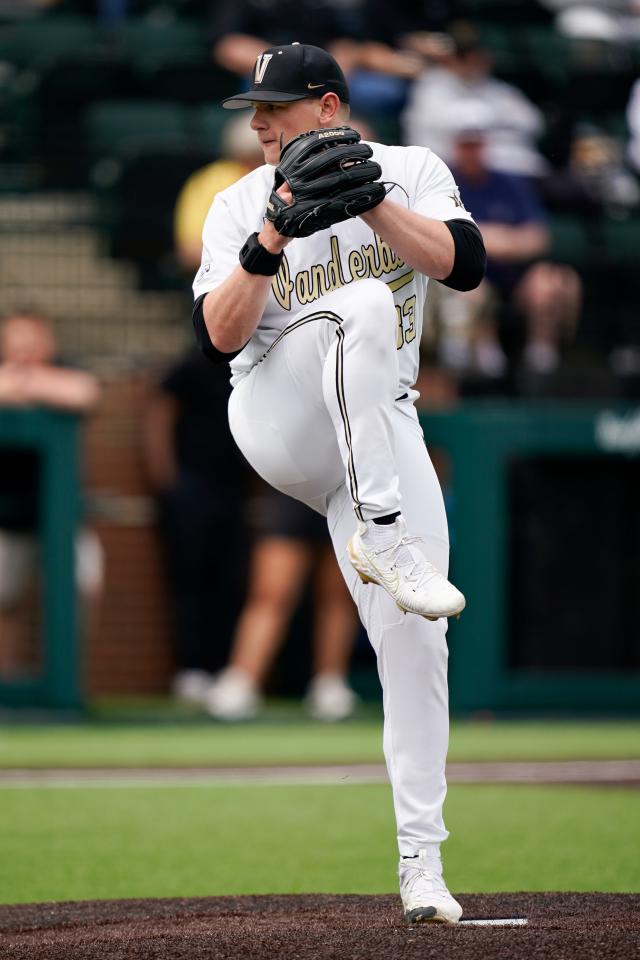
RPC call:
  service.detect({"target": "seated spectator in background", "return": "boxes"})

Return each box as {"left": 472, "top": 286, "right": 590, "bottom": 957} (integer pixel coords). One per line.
{"left": 210, "top": 0, "right": 437, "bottom": 115}
{"left": 144, "top": 348, "right": 250, "bottom": 705}
{"left": 174, "top": 114, "right": 265, "bottom": 273}
{"left": 427, "top": 104, "right": 581, "bottom": 383}
{"left": 0, "top": 310, "right": 103, "bottom": 676}
{"left": 402, "top": 22, "right": 547, "bottom": 179}
{"left": 207, "top": 490, "right": 360, "bottom": 722}
{"left": 543, "top": 122, "right": 640, "bottom": 218}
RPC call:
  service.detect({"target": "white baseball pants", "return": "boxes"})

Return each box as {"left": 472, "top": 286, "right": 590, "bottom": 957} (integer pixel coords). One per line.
{"left": 229, "top": 278, "right": 451, "bottom": 853}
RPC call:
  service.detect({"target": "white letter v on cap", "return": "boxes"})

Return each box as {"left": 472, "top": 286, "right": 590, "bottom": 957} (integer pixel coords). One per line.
{"left": 254, "top": 54, "right": 273, "bottom": 84}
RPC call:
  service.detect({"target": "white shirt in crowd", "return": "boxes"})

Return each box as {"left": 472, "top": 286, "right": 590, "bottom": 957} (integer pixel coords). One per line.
{"left": 401, "top": 66, "right": 547, "bottom": 178}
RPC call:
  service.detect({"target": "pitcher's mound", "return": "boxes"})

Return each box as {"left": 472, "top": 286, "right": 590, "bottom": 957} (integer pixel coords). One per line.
{"left": 1, "top": 892, "right": 638, "bottom": 959}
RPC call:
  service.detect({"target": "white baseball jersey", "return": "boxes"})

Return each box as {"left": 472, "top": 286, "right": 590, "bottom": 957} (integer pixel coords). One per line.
{"left": 193, "top": 142, "right": 475, "bottom": 395}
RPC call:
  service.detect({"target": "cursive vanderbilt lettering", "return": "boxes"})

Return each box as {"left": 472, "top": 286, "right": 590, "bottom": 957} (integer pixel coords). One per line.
{"left": 272, "top": 235, "right": 404, "bottom": 311}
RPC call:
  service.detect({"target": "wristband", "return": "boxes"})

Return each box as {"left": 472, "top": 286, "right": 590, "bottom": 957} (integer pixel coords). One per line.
{"left": 239, "top": 232, "right": 283, "bottom": 276}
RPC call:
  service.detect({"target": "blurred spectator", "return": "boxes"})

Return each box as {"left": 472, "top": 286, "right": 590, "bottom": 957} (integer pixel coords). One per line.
{"left": 143, "top": 348, "right": 250, "bottom": 704}
{"left": 210, "top": 0, "right": 431, "bottom": 115}
{"left": 0, "top": 311, "right": 103, "bottom": 676}
{"left": 541, "top": 0, "right": 640, "bottom": 47}
{"left": 402, "top": 23, "right": 547, "bottom": 178}
{"left": 543, "top": 123, "right": 640, "bottom": 218}
{"left": 626, "top": 77, "right": 640, "bottom": 174}
{"left": 426, "top": 104, "right": 581, "bottom": 384}
{"left": 206, "top": 490, "right": 359, "bottom": 722}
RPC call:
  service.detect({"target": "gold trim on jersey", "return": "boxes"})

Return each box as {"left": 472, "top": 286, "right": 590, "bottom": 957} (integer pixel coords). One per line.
{"left": 387, "top": 270, "right": 415, "bottom": 294}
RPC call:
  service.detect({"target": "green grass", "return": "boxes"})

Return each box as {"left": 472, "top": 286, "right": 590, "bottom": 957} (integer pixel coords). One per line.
{"left": 1, "top": 712, "right": 639, "bottom": 768}
{"left": 0, "top": 782, "right": 638, "bottom": 904}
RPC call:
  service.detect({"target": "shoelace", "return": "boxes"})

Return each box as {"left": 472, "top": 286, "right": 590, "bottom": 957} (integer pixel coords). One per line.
{"left": 374, "top": 535, "right": 440, "bottom": 587}
{"left": 402, "top": 860, "right": 448, "bottom": 896}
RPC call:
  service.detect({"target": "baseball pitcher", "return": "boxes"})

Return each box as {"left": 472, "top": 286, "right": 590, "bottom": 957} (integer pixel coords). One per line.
{"left": 192, "top": 42, "right": 486, "bottom": 923}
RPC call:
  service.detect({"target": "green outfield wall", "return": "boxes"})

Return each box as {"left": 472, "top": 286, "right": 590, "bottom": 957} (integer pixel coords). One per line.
{"left": 1, "top": 404, "right": 639, "bottom": 714}
{"left": 420, "top": 403, "right": 640, "bottom": 713}
{"left": 0, "top": 409, "right": 81, "bottom": 709}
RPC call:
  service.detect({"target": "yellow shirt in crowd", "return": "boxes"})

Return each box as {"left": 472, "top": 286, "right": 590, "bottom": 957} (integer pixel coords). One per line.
{"left": 174, "top": 160, "right": 249, "bottom": 251}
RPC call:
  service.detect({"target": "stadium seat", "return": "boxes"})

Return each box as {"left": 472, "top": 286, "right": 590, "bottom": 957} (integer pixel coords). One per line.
{"left": 521, "top": 25, "right": 571, "bottom": 93}
{"left": 111, "top": 18, "right": 205, "bottom": 67}
{"left": 137, "top": 57, "right": 239, "bottom": 105}
{"left": 476, "top": 23, "right": 547, "bottom": 100}
{"left": 548, "top": 214, "right": 591, "bottom": 269}
{"left": 601, "top": 218, "right": 640, "bottom": 266}
{"left": 85, "top": 100, "right": 189, "bottom": 157}
{"left": 36, "top": 57, "right": 138, "bottom": 185}
{"left": 0, "top": 68, "right": 38, "bottom": 164}
{"left": 92, "top": 147, "right": 212, "bottom": 286}
{"left": 189, "top": 104, "right": 234, "bottom": 154}
{"left": 0, "top": 16, "right": 97, "bottom": 68}
{"left": 476, "top": 23, "right": 516, "bottom": 65}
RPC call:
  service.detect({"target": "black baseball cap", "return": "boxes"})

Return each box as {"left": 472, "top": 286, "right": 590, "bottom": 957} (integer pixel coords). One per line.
{"left": 222, "top": 42, "right": 350, "bottom": 109}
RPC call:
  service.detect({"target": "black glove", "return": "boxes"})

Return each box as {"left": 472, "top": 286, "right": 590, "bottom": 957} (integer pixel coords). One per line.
{"left": 265, "top": 126, "right": 386, "bottom": 238}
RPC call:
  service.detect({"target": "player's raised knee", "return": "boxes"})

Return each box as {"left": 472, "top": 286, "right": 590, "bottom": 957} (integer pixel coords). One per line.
{"left": 345, "top": 278, "right": 396, "bottom": 337}
{"left": 354, "top": 277, "right": 395, "bottom": 310}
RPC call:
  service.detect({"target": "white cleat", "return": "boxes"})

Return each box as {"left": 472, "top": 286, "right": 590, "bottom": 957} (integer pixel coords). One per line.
{"left": 205, "top": 667, "right": 262, "bottom": 721}
{"left": 305, "top": 673, "right": 358, "bottom": 721}
{"left": 347, "top": 516, "right": 466, "bottom": 621}
{"left": 399, "top": 849, "right": 463, "bottom": 925}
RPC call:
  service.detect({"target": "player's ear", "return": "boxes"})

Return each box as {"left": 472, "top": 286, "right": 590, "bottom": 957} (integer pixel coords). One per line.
{"left": 318, "top": 92, "right": 341, "bottom": 125}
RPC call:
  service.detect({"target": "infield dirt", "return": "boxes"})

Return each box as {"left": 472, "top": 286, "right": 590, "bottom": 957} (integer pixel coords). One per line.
{"left": 1, "top": 892, "right": 638, "bottom": 959}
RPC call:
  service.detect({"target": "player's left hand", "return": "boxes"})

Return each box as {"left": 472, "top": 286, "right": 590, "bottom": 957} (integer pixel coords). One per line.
{"left": 265, "top": 127, "right": 386, "bottom": 238}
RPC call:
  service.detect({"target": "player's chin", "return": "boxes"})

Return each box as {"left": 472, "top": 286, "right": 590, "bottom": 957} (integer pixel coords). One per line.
{"left": 262, "top": 141, "right": 280, "bottom": 165}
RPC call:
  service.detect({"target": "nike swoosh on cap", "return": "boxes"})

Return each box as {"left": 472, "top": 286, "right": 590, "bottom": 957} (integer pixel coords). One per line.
{"left": 307, "top": 82, "right": 325, "bottom": 89}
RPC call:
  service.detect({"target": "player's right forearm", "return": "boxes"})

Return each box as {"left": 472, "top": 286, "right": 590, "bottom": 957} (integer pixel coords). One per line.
{"left": 203, "top": 224, "right": 289, "bottom": 354}
{"left": 202, "top": 265, "right": 274, "bottom": 354}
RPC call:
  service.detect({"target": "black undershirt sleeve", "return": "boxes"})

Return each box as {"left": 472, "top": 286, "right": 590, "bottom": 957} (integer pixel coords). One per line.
{"left": 192, "top": 293, "right": 244, "bottom": 365}
{"left": 440, "top": 219, "right": 486, "bottom": 292}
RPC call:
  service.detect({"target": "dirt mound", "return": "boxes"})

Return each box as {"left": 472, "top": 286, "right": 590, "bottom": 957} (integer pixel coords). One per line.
{"left": 1, "top": 892, "right": 638, "bottom": 959}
